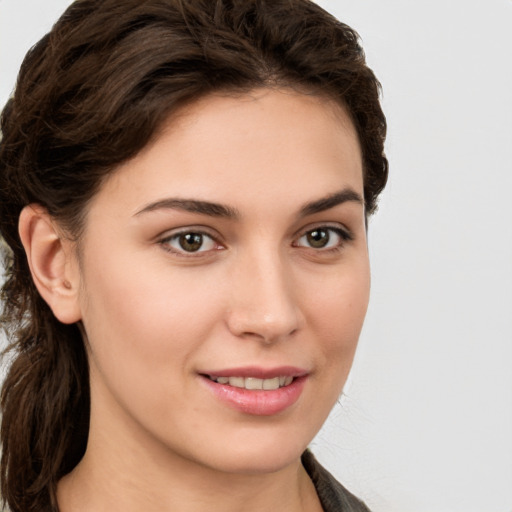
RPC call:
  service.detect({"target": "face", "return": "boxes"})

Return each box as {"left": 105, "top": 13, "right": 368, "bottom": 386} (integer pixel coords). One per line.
{"left": 75, "top": 88, "right": 370, "bottom": 475}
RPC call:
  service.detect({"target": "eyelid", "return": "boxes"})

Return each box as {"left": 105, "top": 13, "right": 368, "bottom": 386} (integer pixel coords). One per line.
{"left": 293, "top": 223, "right": 353, "bottom": 250}
{"left": 294, "top": 222, "right": 353, "bottom": 240}
{"left": 158, "top": 226, "right": 225, "bottom": 256}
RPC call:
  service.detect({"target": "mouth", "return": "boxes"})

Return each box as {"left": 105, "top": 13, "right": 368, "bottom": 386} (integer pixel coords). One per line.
{"left": 204, "top": 375, "right": 294, "bottom": 390}
{"left": 199, "top": 368, "right": 308, "bottom": 415}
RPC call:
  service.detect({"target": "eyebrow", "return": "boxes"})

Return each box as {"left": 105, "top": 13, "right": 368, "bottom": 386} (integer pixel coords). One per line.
{"left": 299, "top": 188, "right": 363, "bottom": 217}
{"left": 135, "top": 198, "right": 240, "bottom": 219}
{"left": 134, "top": 188, "right": 363, "bottom": 220}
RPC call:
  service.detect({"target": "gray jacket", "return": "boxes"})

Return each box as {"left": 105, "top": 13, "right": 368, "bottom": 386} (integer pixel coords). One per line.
{"left": 302, "top": 451, "right": 371, "bottom": 512}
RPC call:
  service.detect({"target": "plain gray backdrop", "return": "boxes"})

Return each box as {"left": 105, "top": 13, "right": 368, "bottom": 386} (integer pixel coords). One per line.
{"left": 1, "top": 1, "right": 511, "bottom": 511}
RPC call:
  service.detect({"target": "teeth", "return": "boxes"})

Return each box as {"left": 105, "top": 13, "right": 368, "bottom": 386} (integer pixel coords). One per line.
{"left": 245, "top": 377, "right": 263, "bottom": 390}
{"left": 263, "top": 377, "right": 280, "bottom": 390}
{"left": 228, "top": 377, "right": 245, "bottom": 388}
{"left": 212, "top": 375, "right": 294, "bottom": 390}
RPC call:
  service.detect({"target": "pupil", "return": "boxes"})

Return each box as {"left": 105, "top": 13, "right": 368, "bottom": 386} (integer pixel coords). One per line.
{"left": 179, "top": 233, "right": 203, "bottom": 252}
{"left": 307, "top": 229, "right": 329, "bottom": 248}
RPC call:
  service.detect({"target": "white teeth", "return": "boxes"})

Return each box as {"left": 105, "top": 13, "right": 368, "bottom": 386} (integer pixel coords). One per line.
{"left": 245, "top": 378, "right": 263, "bottom": 390}
{"left": 263, "top": 377, "right": 280, "bottom": 390}
{"left": 213, "top": 375, "right": 294, "bottom": 390}
{"left": 228, "top": 377, "right": 245, "bottom": 388}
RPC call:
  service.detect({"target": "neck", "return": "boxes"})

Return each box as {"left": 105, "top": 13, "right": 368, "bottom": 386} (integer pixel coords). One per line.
{"left": 58, "top": 446, "right": 320, "bottom": 512}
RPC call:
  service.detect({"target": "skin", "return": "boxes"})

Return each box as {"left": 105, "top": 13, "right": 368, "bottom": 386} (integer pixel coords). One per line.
{"left": 23, "top": 88, "right": 370, "bottom": 512}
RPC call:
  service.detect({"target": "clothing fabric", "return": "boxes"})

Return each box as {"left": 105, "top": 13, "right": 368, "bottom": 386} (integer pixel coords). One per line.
{"left": 302, "top": 451, "right": 371, "bottom": 512}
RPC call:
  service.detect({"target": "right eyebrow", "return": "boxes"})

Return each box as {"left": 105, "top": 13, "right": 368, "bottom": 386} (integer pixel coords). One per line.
{"left": 134, "top": 198, "right": 240, "bottom": 220}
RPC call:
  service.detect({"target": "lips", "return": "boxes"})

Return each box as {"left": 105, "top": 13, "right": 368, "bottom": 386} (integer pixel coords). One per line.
{"left": 199, "top": 366, "right": 308, "bottom": 415}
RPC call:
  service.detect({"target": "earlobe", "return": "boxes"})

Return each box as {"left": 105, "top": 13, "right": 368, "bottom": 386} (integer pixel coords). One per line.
{"left": 18, "top": 205, "right": 82, "bottom": 324}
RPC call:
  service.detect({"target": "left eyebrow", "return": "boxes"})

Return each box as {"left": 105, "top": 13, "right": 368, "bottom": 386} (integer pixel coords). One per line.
{"left": 299, "top": 188, "right": 363, "bottom": 217}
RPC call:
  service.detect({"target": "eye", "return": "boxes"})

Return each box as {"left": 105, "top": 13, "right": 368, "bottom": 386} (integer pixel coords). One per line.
{"left": 295, "top": 226, "right": 351, "bottom": 250}
{"left": 161, "top": 231, "right": 218, "bottom": 254}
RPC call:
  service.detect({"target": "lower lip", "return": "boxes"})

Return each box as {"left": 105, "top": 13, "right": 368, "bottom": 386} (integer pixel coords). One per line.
{"left": 200, "top": 376, "right": 307, "bottom": 416}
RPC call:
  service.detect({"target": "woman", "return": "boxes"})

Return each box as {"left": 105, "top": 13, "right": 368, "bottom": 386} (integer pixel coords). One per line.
{"left": 0, "top": 0, "right": 387, "bottom": 511}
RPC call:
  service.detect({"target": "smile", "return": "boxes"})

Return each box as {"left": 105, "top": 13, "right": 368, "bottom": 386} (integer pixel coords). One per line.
{"left": 206, "top": 375, "right": 294, "bottom": 390}
{"left": 200, "top": 369, "right": 308, "bottom": 416}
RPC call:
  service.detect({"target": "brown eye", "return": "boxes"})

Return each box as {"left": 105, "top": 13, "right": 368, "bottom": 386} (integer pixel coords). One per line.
{"left": 296, "top": 226, "right": 350, "bottom": 250}
{"left": 306, "top": 229, "right": 330, "bottom": 248}
{"left": 162, "top": 231, "right": 217, "bottom": 254}
{"left": 179, "top": 233, "right": 204, "bottom": 252}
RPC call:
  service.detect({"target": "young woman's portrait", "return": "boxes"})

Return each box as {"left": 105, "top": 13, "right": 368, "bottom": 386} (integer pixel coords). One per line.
{"left": 0, "top": 1, "right": 510, "bottom": 512}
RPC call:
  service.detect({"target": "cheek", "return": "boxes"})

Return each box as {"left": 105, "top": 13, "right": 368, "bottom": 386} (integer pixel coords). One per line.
{"left": 289, "top": 260, "right": 370, "bottom": 435}
{"left": 304, "top": 259, "right": 370, "bottom": 365}
{"left": 78, "top": 253, "right": 231, "bottom": 435}
{"left": 78, "top": 249, "right": 225, "bottom": 380}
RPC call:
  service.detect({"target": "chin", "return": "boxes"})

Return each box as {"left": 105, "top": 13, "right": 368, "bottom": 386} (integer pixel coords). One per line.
{"left": 178, "top": 423, "right": 316, "bottom": 476}
{"left": 205, "top": 447, "right": 307, "bottom": 476}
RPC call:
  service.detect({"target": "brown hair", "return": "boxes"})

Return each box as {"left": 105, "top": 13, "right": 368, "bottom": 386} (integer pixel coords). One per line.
{"left": 0, "top": 0, "right": 387, "bottom": 510}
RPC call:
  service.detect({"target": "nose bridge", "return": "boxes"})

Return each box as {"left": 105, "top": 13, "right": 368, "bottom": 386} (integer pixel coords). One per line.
{"left": 226, "top": 242, "right": 301, "bottom": 343}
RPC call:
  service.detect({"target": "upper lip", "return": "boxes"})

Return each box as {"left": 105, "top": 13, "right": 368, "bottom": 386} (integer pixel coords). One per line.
{"left": 200, "top": 366, "right": 308, "bottom": 379}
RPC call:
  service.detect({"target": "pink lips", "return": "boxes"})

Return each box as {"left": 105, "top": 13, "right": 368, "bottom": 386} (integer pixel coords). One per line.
{"left": 199, "top": 366, "right": 308, "bottom": 416}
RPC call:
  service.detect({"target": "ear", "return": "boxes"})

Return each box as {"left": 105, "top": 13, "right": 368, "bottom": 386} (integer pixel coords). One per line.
{"left": 18, "top": 204, "right": 82, "bottom": 324}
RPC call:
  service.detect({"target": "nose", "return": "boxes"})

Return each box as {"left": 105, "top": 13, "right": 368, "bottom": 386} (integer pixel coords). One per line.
{"left": 225, "top": 248, "right": 303, "bottom": 344}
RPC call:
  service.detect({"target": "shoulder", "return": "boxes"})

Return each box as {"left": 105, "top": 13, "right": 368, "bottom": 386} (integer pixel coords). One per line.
{"left": 302, "top": 450, "right": 371, "bottom": 512}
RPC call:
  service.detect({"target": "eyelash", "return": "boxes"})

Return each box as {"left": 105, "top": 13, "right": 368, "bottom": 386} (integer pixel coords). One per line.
{"left": 158, "top": 225, "right": 353, "bottom": 257}
{"left": 159, "top": 230, "right": 222, "bottom": 257}
{"left": 293, "top": 226, "right": 353, "bottom": 252}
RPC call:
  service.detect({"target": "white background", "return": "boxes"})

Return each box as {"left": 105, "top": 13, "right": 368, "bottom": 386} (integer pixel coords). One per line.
{"left": 1, "top": 1, "right": 511, "bottom": 511}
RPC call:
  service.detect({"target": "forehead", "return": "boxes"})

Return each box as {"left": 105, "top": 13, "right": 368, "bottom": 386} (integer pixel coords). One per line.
{"left": 88, "top": 88, "right": 363, "bottom": 219}
{"left": 156, "top": 88, "right": 361, "bottom": 169}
